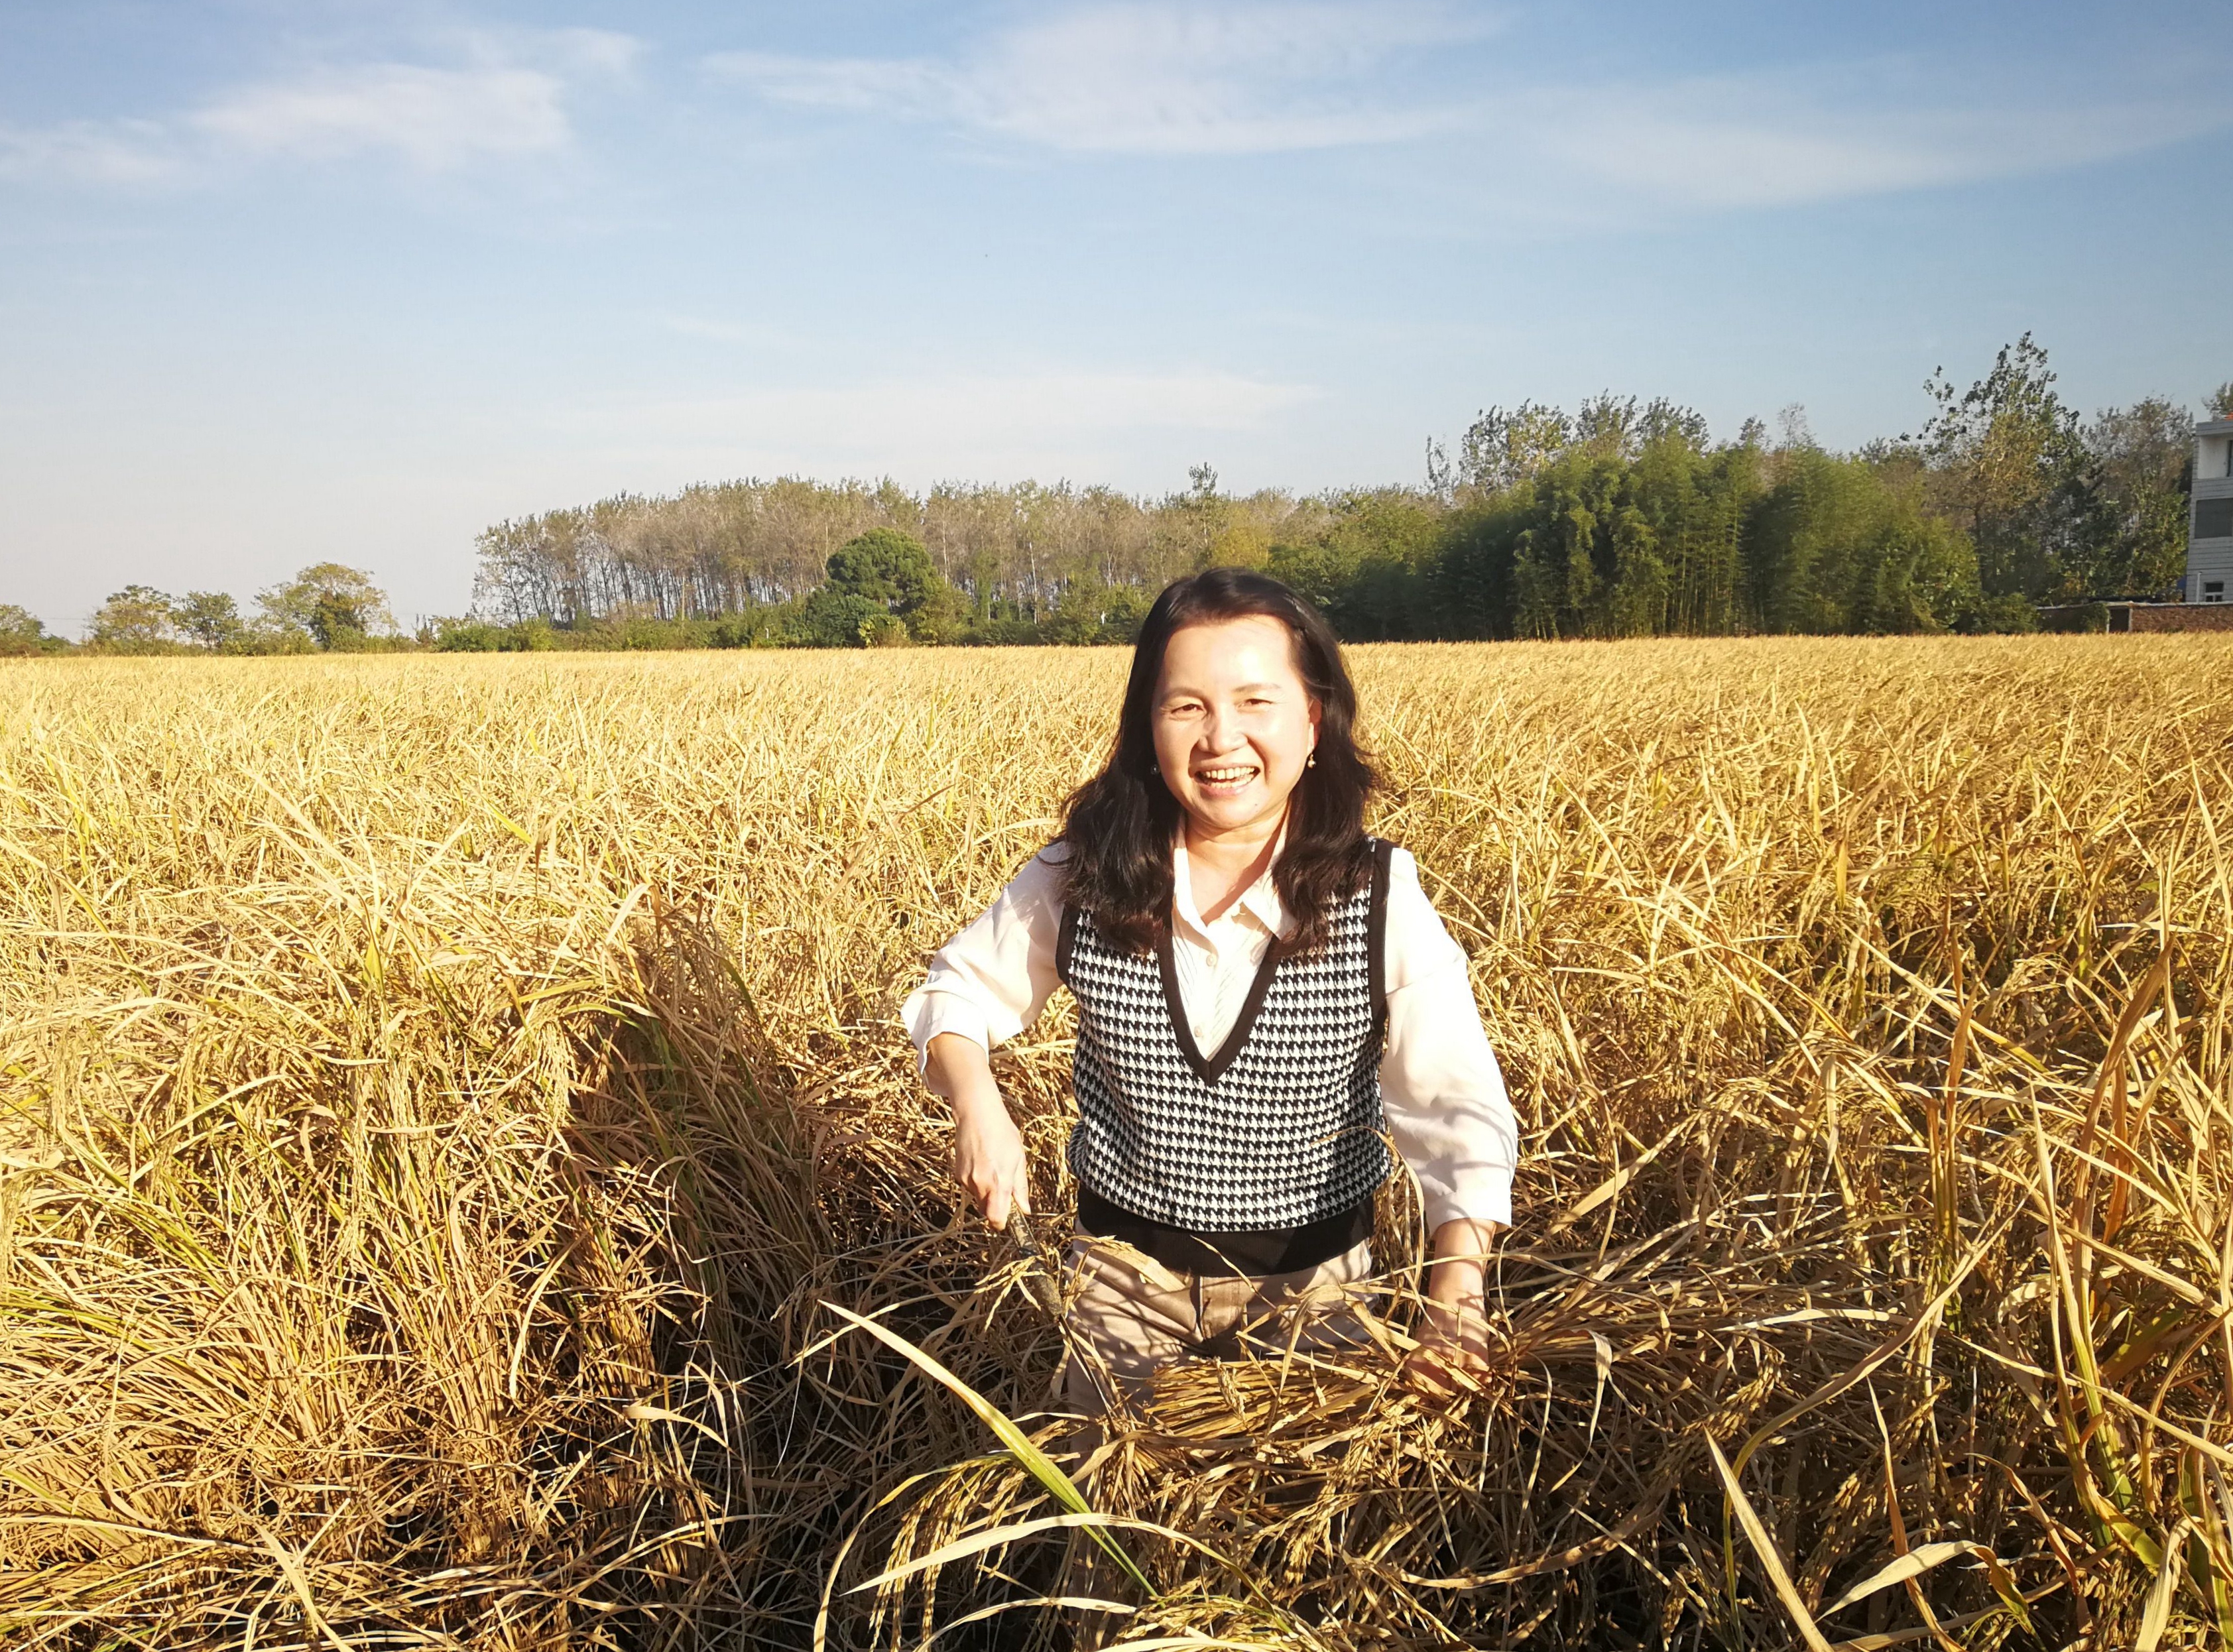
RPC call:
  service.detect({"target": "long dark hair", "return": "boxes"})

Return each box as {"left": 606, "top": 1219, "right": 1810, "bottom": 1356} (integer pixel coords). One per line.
{"left": 1059, "top": 568, "right": 1379, "bottom": 956}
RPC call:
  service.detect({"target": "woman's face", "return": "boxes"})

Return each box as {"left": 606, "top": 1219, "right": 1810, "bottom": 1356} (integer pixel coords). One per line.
{"left": 1150, "top": 615, "right": 1320, "bottom": 839}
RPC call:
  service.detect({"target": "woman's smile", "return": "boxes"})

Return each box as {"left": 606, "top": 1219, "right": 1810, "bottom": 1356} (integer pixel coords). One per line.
{"left": 1192, "top": 760, "right": 1261, "bottom": 794}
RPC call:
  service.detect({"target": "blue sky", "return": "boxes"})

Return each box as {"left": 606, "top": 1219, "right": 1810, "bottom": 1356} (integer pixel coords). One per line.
{"left": 3, "top": 1, "right": 2227, "bottom": 633}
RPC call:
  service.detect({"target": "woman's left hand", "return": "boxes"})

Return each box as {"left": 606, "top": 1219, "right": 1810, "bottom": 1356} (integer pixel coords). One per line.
{"left": 1404, "top": 1218, "right": 1496, "bottom": 1397}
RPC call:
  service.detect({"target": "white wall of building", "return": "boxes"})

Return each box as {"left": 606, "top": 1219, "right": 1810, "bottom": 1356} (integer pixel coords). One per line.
{"left": 2187, "top": 420, "right": 2233, "bottom": 599}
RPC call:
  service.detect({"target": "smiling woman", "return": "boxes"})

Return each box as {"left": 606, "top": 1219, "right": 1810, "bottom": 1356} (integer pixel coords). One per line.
{"left": 908, "top": 569, "right": 1519, "bottom": 1452}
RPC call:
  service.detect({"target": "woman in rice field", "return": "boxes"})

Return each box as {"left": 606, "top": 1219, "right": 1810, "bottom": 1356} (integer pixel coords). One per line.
{"left": 904, "top": 567, "right": 1518, "bottom": 1405}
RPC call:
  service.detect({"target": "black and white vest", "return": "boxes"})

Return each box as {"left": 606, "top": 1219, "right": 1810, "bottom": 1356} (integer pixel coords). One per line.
{"left": 1056, "top": 839, "right": 1394, "bottom": 1232}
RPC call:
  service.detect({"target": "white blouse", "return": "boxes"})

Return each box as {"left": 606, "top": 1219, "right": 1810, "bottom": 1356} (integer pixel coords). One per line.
{"left": 904, "top": 841, "right": 1518, "bottom": 1229}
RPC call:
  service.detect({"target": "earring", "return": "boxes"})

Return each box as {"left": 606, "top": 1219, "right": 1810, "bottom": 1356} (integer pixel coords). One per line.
{"left": 1306, "top": 752, "right": 1317, "bottom": 768}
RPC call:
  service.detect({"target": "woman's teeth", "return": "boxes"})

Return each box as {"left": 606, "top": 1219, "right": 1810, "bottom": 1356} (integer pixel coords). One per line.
{"left": 1197, "top": 766, "right": 1256, "bottom": 785}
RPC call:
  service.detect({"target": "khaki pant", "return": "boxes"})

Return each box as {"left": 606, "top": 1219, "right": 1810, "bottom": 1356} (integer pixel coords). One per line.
{"left": 1056, "top": 1233, "right": 1374, "bottom": 1639}
{"left": 1061, "top": 1232, "right": 1376, "bottom": 1411}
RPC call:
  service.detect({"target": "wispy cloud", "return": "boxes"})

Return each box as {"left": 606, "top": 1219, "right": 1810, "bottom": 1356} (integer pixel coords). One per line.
{"left": 1520, "top": 74, "right": 2227, "bottom": 212}
{"left": 710, "top": 1, "right": 1490, "bottom": 155}
{"left": 566, "top": 368, "right": 1319, "bottom": 478}
{"left": 0, "top": 30, "right": 638, "bottom": 186}
{"left": 708, "top": 4, "right": 2224, "bottom": 213}
{"left": 0, "top": 119, "right": 182, "bottom": 185}
{"left": 538, "top": 28, "right": 643, "bottom": 82}
{"left": 190, "top": 64, "right": 569, "bottom": 169}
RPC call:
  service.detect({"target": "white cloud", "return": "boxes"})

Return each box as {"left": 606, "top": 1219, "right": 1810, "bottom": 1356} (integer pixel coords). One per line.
{"left": 0, "top": 119, "right": 182, "bottom": 185}
{"left": 560, "top": 368, "right": 1319, "bottom": 478}
{"left": 1523, "top": 77, "right": 2227, "bottom": 211}
{"left": 710, "top": 8, "right": 2224, "bottom": 211}
{"left": 0, "top": 30, "right": 640, "bottom": 186}
{"left": 190, "top": 63, "right": 569, "bottom": 170}
{"left": 711, "top": 1, "right": 1489, "bottom": 155}
{"left": 542, "top": 28, "right": 643, "bottom": 81}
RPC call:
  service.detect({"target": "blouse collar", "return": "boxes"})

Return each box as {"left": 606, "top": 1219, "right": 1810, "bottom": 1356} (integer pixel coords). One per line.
{"left": 1172, "top": 823, "right": 1292, "bottom": 942}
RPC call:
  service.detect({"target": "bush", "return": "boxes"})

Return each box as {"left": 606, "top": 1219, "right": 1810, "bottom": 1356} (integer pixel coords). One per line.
{"left": 0, "top": 605, "right": 60, "bottom": 657}
{"left": 433, "top": 622, "right": 508, "bottom": 652}
{"left": 824, "top": 529, "right": 969, "bottom": 642}
{"left": 2037, "top": 602, "right": 2110, "bottom": 634}
{"left": 219, "top": 626, "right": 319, "bottom": 656}
{"left": 1095, "top": 584, "right": 1151, "bottom": 644}
{"left": 325, "top": 626, "right": 392, "bottom": 654}
{"left": 956, "top": 616, "right": 1042, "bottom": 647}
{"left": 792, "top": 588, "right": 884, "bottom": 648}
{"left": 709, "top": 614, "right": 780, "bottom": 649}
{"left": 608, "top": 617, "right": 701, "bottom": 651}
{"left": 1961, "top": 591, "right": 2042, "bottom": 633}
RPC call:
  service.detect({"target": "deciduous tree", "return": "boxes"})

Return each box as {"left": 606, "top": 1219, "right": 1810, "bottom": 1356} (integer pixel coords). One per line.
{"left": 89, "top": 585, "right": 177, "bottom": 650}
{"left": 257, "top": 564, "right": 394, "bottom": 648}
{"left": 172, "top": 591, "right": 245, "bottom": 650}
{"left": 1919, "top": 334, "right": 2084, "bottom": 599}
{"left": 2066, "top": 398, "right": 2194, "bottom": 599}
{"left": 0, "top": 605, "right": 51, "bottom": 656}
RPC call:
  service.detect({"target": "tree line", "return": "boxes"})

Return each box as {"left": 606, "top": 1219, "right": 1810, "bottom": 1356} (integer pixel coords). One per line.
{"left": 10, "top": 339, "right": 2226, "bottom": 658}
{"left": 0, "top": 564, "right": 397, "bottom": 657}
{"left": 455, "top": 338, "right": 2226, "bottom": 648}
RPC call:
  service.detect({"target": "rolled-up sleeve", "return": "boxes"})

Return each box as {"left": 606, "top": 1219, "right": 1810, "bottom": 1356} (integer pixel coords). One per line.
{"left": 1380, "top": 849, "right": 1520, "bottom": 1230}
{"left": 903, "top": 849, "right": 1067, "bottom": 1083}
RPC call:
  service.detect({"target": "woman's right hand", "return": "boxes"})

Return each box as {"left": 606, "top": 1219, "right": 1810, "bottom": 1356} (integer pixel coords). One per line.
{"left": 927, "top": 1032, "right": 1032, "bottom": 1228}
{"left": 951, "top": 1090, "right": 1031, "bottom": 1228}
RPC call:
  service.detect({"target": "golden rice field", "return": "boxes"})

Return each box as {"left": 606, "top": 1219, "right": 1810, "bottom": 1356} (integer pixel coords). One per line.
{"left": 4, "top": 638, "right": 2233, "bottom": 1651}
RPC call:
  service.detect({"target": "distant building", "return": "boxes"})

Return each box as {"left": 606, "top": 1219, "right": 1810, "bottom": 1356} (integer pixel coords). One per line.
{"left": 2189, "top": 416, "right": 2233, "bottom": 604}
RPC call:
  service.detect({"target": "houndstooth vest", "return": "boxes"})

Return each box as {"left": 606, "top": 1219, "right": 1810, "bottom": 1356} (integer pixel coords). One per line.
{"left": 1056, "top": 839, "right": 1394, "bottom": 1232}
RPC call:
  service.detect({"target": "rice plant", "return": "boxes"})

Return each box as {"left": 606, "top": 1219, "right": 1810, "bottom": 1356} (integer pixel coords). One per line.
{"left": 2, "top": 637, "right": 2229, "bottom": 1649}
